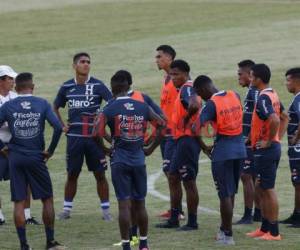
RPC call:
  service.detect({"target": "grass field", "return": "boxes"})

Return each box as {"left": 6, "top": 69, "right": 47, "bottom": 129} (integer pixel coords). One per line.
{"left": 1, "top": 0, "right": 300, "bottom": 249}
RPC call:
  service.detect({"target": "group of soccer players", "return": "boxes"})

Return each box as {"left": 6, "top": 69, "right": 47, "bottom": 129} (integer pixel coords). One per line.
{"left": 0, "top": 44, "right": 300, "bottom": 249}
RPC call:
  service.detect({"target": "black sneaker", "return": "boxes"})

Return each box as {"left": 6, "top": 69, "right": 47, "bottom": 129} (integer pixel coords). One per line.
{"left": 177, "top": 223, "right": 198, "bottom": 231}
{"left": 280, "top": 213, "right": 298, "bottom": 224}
{"left": 0, "top": 219, "right": 5, "bottom": 225}
{"left": 234, "top": 216, "right": 253, "bottom": 225}
{"left": 155, "top": 219, "right": 179, "bottom": 228}
{"left": 26, "top": 217, "right": 42, "bottom": 225}
{"left": 288, "top": 222, "right": 300, "bottom": 228}
{"left": 46, "top": 240, "right": 65, "bottom": 250}
{"left": 21, "top": 244, "right": 32, "bottom": 250}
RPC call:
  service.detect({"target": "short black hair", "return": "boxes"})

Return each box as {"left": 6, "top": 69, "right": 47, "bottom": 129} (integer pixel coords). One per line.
{"left": 286, "top": 67, "right": 300, "bottom": 79}
{"left": 73, "top": 52, "right": 90, "bottom": 63}
{"left": 15, "top": 72, "right": 33, "bottom": 89}
{"left": 251, "top": 64, "right": 271, "bottom": 84}
{"left": 170, "top": 59, "right": 190, "bottom": 73}
{"left": 193, "top": 75, "right": 212, "bottom": 89}
{"left": 238, "top": 59, "right": 255, "bottom": 69}
{"left": 114, "top": 70, "right": 132, "bottom": 85}
{"left": 110, "top": 71, "right": 129, "bottom": 95}
{"left": 156, "top": 45, "right": 176, "bottom": 60}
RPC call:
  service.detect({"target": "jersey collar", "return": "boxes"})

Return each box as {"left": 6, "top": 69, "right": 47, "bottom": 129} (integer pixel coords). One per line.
{"left": 116, "top": 96, "right": 131, "bottom": 100}
{"left": 212, "top": 90, "right": 226, "bottom": 96}
{"left": 74, "top": 75, "right": 91, "bottom": 85}
{"left": 17, "top": 94, "right": 32, "bottom": 97}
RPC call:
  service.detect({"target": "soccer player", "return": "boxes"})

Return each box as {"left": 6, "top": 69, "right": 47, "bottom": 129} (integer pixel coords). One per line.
{"left": 193, "top": 75, "right": 246, "bottom": 245}
{"left": 281, "top": 67, "right": 300, "bottom": 227}
{"left": 246, "top": 64, "right": 288, "bottom": 241}
{"left": 0, "top": 73, "right": 64, "bottom": 250}
{"left": 155, "top": 45, "right": 185, "bottom": 220}
{"left": 54, "top": 52, "right": 112, "bottom": 220}
{"left": 156, "top": 60, "right": 201, "bottom": 230}
{"left": 235, "top": 59, "right": 261, "bottom": 224}
{"left": 0, "top": 65, "right": 40, "bottom": 226}
{"left": 93, "top": 71, "right": 165, "bottom": 250}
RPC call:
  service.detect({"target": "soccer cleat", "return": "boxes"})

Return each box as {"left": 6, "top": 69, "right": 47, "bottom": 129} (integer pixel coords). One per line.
{"left": 288, "top": 222, "right": 300, "bottom": 228}
{"left": 158, "top": 210, "right": 185, "bottom": 220}
{"left": 257, "top": 232, "right": 282, "bottom": 241}
{"left": 234, "top": 215, "right": 253, "bottom": 225}
{"left": 215, "top": 229, "right": 225, "bottom": 241}
{"left": 46, "top": 240, "right": 66, "bottom": 250}
{"left": 155, "top": 219, "right": 179, "bottom": 228}
{"left": 279, "top": 213, "right": 299, "bottom": 224}
{"left": 58, "top": 211, "right": 70, "bottom": 220}
{"left": 112, "top": 237, "right": 139, "bottom": 247}
{"left": 246, "top": 228, "right": 266, "bottom": 238}
{"left": 215, "top": 235, "right": 235, "bottom": 245}
{"left": 102, "top": 212, "right": 113, "bottom": 221}
{"left": 26, "top": 217, "right": 42, "bottom": 225}
{"left": 139, "top": 248, "right": 149, "bottom": 250}
{"left": 177, "top": 224, "right": 198, "bottom": 231}
{"left": 21, "top": 244, "right": 32, "bottom": 250}
{"left": 0, "top": 219, "right": 5, "bottom": 225}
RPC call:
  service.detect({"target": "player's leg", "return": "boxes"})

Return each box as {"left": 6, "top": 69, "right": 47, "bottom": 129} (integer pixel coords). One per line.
{"left": 24, "top": 187, "right": 40, "bottom": 225}
{"left": 85, "top": 137, "right": 111, "bottom": 220}
{"left": 59, "top": 137, "right": 84, "bottom": 220}
{"left": 0, "top": 198, "right": 4, "bottom": 225}
{"left": 0, "top": 153, "right": 10, "bottom": 225}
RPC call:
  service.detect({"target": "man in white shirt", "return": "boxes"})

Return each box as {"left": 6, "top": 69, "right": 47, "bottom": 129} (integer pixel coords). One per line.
{"left": 0, "top": 65, "right": 40, "bottom": 225}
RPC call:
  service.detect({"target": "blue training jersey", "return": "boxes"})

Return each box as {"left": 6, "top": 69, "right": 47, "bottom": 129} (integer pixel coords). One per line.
{"left": 0, "top": 95, "right": 62, "bottom": 154}
{"left": 287, "top": 92, "right": 300, "bottom": 158}
{"left": 200, "top": 91, "right": 246, "bottom": 162}
{"left": 102, "top": 96, "right": 151, "bottom": 166}
{"left": 243, "top": 86, "right": 259, "bottom": 138}
{"left": 54, "top": 76, "right": 112, "bottom": 137}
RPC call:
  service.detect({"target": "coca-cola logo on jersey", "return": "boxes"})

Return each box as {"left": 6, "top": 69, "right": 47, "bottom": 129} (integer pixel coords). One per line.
{"left": 13, "top": 112, "right": 41, "bottom": 138}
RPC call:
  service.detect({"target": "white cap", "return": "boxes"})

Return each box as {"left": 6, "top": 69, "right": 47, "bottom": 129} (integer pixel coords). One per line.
{"left": 0, "top": 65, "right": 17, "bottom": 78}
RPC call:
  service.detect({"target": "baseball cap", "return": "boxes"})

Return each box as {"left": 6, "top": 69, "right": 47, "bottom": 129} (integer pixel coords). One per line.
{"left": 0, "top": 65, "right": 18, "bottom": 78}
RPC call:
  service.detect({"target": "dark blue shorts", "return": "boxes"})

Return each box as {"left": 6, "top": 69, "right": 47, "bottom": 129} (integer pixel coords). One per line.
{"left": 111, "top": 163, "right": 147, "bottom": 201}
{"left": 9, "top": 151, "right": 53, "bottom": 202}
{"left": 212, "top": 159, "right": 241, "bottom": 199}
{"left": 66, "top": 136, "right": 107, "bottom": 174}
{"left": 240, "top": 147, "right": 255, "bottom": 176}
{"left": 288, "top": 147, "right": 300, "bottom": 186}
{"left": 254, "top": 143, "right": 281, "bottom": 190}
{"left": 0, "top": 154, "right": 9, "bottom": 181}
{"left": 160, "top": 137, "right": 176, "bottom": 173}
{"left": 170, "top": 136, "right": 201, "bottom": 181}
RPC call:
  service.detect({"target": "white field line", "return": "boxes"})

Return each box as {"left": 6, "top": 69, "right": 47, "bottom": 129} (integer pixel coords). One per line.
{"left": 147, "top": 159, "right": 241, "bottom": 217}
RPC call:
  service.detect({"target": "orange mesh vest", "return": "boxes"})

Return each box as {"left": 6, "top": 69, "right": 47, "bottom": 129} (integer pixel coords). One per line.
{"left": 160, "top": 75, "right": 178, "bottom": 130}
{"left": 210, "top": 90, "right": 243, "bottom": 136}
{"left": 130, "top": 90, "right": 145, "bottom": 102}
{"left": 172, "top": 81, "right": 201, "bottom": 139}
{"left": 250, "top": 89, "right": 280, "bottom": 148}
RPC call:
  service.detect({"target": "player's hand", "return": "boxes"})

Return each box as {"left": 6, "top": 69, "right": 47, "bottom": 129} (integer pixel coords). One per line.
{"left": 63, "top": 124, "right": 69, "bottom": 134}
{"left": 203, "top": 145, "right": 213, "bottom": 159}
{"left": 289, "top": 135, "right": 299, "bottom": 146}
{"left": 43, "top": 151, "right": 52, "bottom": 162}
{"left": 255, "top": 140, "right": 271, "bottom": 149}
{"left": 143, "top": 147, "right": 151, "bottom": 156}
{"left": 0, "top": 146, "right": 9, "bottom": 157}
{"left": 244, "top": 136, "right": 250, "bottom": 145}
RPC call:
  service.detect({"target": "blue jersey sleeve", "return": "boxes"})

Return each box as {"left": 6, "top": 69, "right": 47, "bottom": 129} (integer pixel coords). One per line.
{"left": 45, "top": 102, "right": 63, "bottom": 154}
{"left": 54, "top": 85, "right": 67, "bottom": 108}
{"left": 180, "top": 85, "right": 195, "bottom": 110}
{"left": 142, "top": 93, "right": 163, "bottom": 116}
{"left": 200, "top": 100, "right": 216, "bottom": 124}
{"left": 98, "top": 84, "right": 113, "bottom": 102}
{"left": 255, "top": 94, "right": 274, "bottom": 120}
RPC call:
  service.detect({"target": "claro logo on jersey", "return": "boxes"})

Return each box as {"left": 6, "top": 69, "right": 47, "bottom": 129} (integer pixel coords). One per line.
{"left": 68, "top": 85, "right": 95, "bottom": 108}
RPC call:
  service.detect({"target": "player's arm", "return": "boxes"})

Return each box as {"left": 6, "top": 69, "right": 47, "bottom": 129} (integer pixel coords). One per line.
{"left": 289, "top": 102, "right": 300, "bottom": 145}
{"left": 278, "top": 102, "right": 288, "bottom": 140}
{"left": 0, "top": 105, "right": 8, "bottom": 157}
{"left": 143, "top": 107, "right": 166, "bottom": 156}
{"left": 44, "top": 102, "right": 63, "bottom": 160}
{"left": 53, "top": 85, "right": 68, "bottom": 133}
{"left": 181, "top": 86, "right": 200, "bottom": 126}
{"left": 143, "top": 93, "right": 165, "bottom": 119}
{"left": 92, "top": 112, "right": 112, "bottom": 156}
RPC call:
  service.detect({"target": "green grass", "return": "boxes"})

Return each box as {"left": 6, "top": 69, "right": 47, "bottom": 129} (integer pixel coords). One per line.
{"left": 1, "top": 0, "right": 300, "bottom": 249}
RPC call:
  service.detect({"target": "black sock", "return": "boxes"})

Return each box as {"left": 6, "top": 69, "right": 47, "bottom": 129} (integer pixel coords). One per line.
{"left": 170, "top": 208, "right": 179, "bottom": 222}
{"left": 45, "top": 226, "right": 54, "bottom": 243}
{"left": 269, "top": 221, "right": 279, "bottom": 236}
{"left": 17, "top": 227, "right": 27, "bottom": 246}
{"left": 294, "top": 208, "right": 300, "bottom": 215}
{"left": 139, "top": 237, "right": 148, "bottom": 249}
{"left": 122, "top": 241, "right": 131, "bottom": 250}
{"left": 244, "top": 207, "right": 252, "bottom": 217}
{"left": 187, "top": 213, "right": 197, "bottom": 226}
{"left": 224, "top": 230, "right": 233, "bottom": 237}
{"left": 260, "top": 217, "right": 269, "bottom": 233}
{"left": 130, "top": 225, "right": 138, "bottom": 238}
{"left": 254, "top": 207, "right": 261, "bottom": 216}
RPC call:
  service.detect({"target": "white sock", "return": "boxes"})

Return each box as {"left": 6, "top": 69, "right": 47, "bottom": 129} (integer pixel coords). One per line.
{"left": 24, "top": 208, "right": 31, "bottom": 220}
{"left": 63, "top": 201, "right": 73, "bottom": 212}
{"left": 0, "top": 209, "right": 5, "bottom": 221}
{"left": 100, "top": 201, "right": 110, "bottom": 212}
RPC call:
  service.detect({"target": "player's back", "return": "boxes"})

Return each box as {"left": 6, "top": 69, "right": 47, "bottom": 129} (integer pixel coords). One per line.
{"left": 1, "top": 95, "right": 59, "bottom": 153}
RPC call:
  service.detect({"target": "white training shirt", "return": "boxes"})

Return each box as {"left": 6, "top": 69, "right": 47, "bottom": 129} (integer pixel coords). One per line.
{"left": 0, "top": 91, "right": 18, "bottom": 143}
